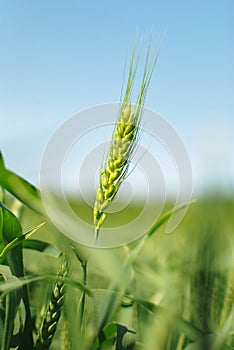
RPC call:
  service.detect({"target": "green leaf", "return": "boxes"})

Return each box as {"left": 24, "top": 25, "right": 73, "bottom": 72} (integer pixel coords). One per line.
{"left": 0, "top": 208, "right": 3, "bottom": 253}
{"left": 125, "top": 201, "right": 196, "bottom": 267}
{"left": 0, "top": 151, "right": 43, "bottom": 213}
{"left": 0, "top": 222, "right": 45, "bottom": 263}
{"left": 0, "top": 265, "right": 22, "bottom": 350}
{"left": 0, "top": 202, "right": 24, "bottom": 277}
{"left": 94, "top": 322, "right": 136, "bottom": 350}
{"left": 116, "top": 323, "right": 136, "bottom": 350}
{"left": 95, "top": 322, "right": 116, "bottom": 349}
{"left": 22, "top": 239, "right": 61, "bottom": 257}
{"left": 147, "top": 200, "right": 196, "bottom": 237}
{"left": 0, "top": 151, "right": 5, "bottom": 169}
{"left": 0, "top": 218, "right": 60, "bottom": 261}
{"left": 0, "top": 203, "right": 33, "bottom": 349}
{"left": 0, "top": 186, "right": 5, "bottom": 202}
{"left": 0, "top": 274, "right": 91, "bottom": 294}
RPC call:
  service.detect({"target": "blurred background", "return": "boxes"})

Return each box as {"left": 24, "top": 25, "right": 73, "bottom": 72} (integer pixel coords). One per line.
{"left": 0, "top": 0, "right": 233, "bottom": 198}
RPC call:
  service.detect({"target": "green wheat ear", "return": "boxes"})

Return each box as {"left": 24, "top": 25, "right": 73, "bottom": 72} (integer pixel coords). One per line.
{"left": 35, "top": 255, "right": 69, "bottom": 349}
{"left": 93, "top": 39, "right": 158, "bottom": 242}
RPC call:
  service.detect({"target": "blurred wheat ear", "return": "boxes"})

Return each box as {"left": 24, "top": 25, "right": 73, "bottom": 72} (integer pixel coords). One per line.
{"left": 93, "top": 39, "right": 158, "bottom": 242}
{"left": 35, "top": 255, "right": 69, "bottom": 350}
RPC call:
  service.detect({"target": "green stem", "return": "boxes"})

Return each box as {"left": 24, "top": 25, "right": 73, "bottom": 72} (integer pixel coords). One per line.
{"left": 78, "top": 260, "right": 87, "bottom": 331}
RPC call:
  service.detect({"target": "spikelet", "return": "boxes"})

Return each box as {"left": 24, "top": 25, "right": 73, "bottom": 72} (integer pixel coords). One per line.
{"left": 93, "top": 39, "right": 158, "bottom": 242}
{"left": 35, "top": 255, "right": 69, "bottom": 349}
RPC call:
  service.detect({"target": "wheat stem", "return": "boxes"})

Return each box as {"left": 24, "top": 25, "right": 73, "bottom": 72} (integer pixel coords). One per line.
{"left": 77, "top": 259, "right": 87, "bottom": 331}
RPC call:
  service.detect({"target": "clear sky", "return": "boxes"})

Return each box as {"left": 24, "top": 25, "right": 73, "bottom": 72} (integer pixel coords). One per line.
{"left": 1, "top": 0, "right": 233, "bottom": 197}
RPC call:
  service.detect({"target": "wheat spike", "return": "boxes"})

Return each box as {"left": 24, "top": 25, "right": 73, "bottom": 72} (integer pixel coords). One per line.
{"left": 35, "top": 256, "right": 69, "bottom": 349}
{"left": 93, "top": 39, "right": 158, "bottom": 241}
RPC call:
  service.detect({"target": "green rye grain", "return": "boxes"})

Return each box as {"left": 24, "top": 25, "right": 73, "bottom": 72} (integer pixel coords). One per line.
{"left": 93, "top": 40, "right": 158, "bottom": 242}
{"left": 35, "top": 256, "right": 69, "bottom": 349}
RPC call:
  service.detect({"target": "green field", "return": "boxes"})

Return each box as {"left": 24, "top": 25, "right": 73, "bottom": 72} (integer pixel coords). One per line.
{"left": 1, "top": 152, "right": 234, "bottom": 350}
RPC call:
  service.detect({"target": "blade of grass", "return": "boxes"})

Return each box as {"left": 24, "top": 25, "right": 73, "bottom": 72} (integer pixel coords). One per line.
{"left": 0, "top": 151, "right": 43, "bottom": 214}
{"left": 77, "top": 260, "right": 88, "bottom": 331}
{"left": 0, "top": 265, "right": 22, "bottom": 350}
{"left": 0, "top": 273, "right": 92, "bottom": 295}
{"left": 72, "top": 248, "right": 88, "bottom": 331}
{"left": 0, "top": 222, "right": 45, "bottom": 263}
{"left": 0, "top": 203, "right": 33, "bottom": 349}
{"left": 147, "top": 200, "right": 196, "bottom": 238}
{"left": 125, "top": 200, "right": 196, "bottom": 267}
{"left": 22, "top": 239, "right": 61, "bottom": 257}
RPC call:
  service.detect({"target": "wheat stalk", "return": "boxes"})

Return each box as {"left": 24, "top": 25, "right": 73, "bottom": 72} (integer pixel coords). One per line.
{"left": 93, "top": 40, "right": 158, "bottom": 242}
{"left": 35, "top": 255, "right": 69, "bottom": 349}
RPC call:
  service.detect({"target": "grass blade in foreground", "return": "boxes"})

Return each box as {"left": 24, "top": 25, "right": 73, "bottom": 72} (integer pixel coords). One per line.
{"left": 0, "top": 202, "right": 33, "bottom": 349}
{"left": 93, "top": 41, "right": 158, "bottom": 242}
{"left": 0, "top": 151, "right": 43, "bottom": 214}
{"left": 0, "top": 266, "right": 22, "bottom": 350}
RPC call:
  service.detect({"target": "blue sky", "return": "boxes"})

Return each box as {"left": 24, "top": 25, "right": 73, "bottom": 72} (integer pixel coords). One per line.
{"left": 1, "top": 0, "right": 233, "bottom": 196}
